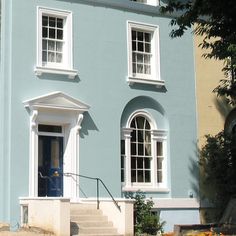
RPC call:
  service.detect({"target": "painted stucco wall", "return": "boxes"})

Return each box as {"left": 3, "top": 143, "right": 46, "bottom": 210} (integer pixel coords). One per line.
{"left": 0, "top": 0, "right": 198, "bottom": 229}
{"left": 195, "top": 34, "right": 226, "bottom": 148}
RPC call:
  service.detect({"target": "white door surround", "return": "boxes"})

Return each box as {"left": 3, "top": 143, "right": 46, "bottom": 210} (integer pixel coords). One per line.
{"left": 23, "top": 91, "right": 90, "bottom": 199}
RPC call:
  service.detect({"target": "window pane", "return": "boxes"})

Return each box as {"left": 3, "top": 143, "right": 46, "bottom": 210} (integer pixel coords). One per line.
{"left": 132, "top": 30, "right": 136, "bottom": 40}
{"left": 157, "top": 158, "right": 162, "bottom": 169}
{"left": 157, "top": 142, "right": 163, "bottom": 156}
{"left": 131, "top": 143, "right": 136, "bottom": 155}
{"left": 56, "top": 53, "right": 63, "bottom": 63}
{"left": 144, "top": 65, "right": 151, "bottom": 74}
{"left": 48, "top": 52, "right": 55, "bottom": 62}
{"left": 42, "top": 40, "right": 47, "bottom": 50}
{"left": 121, "top": 170, "right": 124, "bottom": 182}
{"left": 42, "top": 16, "right": 48, "bottom": 26}
{"left": 121, "top": 156, "right": 124, "bottom": 168}
{"left": 49, "top": 17, "right": 56, "bottom": 27}
{"left": 157, "top": 171, "right": 162, "bottom": 183}
{"left": 144, "top": 158, "right": 150, "bottom": 169}
{"left": 145, "top": 143, "right": 151, "bottom": 156}
{"left": 137, "top": 54, "right": 143, "bottom": 63}
{"left": 137, "top": 170, "right": 143, "bottom": 182}
{"left": 131, "top": 170, "right": 136, "bottom": 182}
{"left": 48, "top": 41, "right": 55, "bottom": 51}
{"left": 144, "top": 54, "right": 150, "bottom": 64}
{"left": 42, "top": 27, "right": 48, "bottom": 38}
{"left": 137, "top": 64, "right": 143, "bottom": 73}
{"left": 138, "top": 143, "right": 144, "bottom": 155}
{"left": 42, "top": 51, "right": 47, "bottom": 62}
{"left": 121, "top": 140, "right": 125, "bottom": 155}
{"left": 136, "top": 116, "right": 145, "bottom": 129}
{"left": 132, "top": 52, "right": 136, "bottom": 62}
{"left": 56, "top": 42, "right": 63, "bottom": 52}
{"left": 38, "top": 124, "right": 62, "bottom": 133}
{"left": 38, "top": 138, "right": 43, "bottom": 167}
{"left": 131, "top": 157, "right": 136, "bottom": 169}
{"left": 57, "top": 29, "right": 63, "bottom": 40}
{"left": 57, "top": 18, "right": 63, "bottom": 28}
{"left": 145, "top": 170, "right": 151, "bottom": 182}
{"left": 132, "top": 41, "right": 136, "bottom": 51}
{"left": 131, "top": 130, "right": 136, "bottom": 141}
{"left": 138, "top": 42, "right": 144, "bottom": 52}
{"left": 133, "top": 63, "right": 136, "bottom": 74}
{"left": 145, "top": 131, "right": 151, "bottom": 142}
{"left": 145, "top": 43, "right": 151, "bottom": 53}
{"left": 137, "top": 158, "right": 143, "bottom": 168}
{"left": 145, "top": 32, "right": 151, "bottom": 42}
{"left": 49, "top": 28, "right": 55, "bottom": 39}
{"left": 138, "top": 130, "right": 143, "bottom": 142}
{"left": 137, "top": 31, "right": 143, "bottom": 41}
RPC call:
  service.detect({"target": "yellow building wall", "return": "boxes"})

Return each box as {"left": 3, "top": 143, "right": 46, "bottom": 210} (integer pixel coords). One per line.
{"left": 195, "top": 35, "right": 227, "bottom": 148}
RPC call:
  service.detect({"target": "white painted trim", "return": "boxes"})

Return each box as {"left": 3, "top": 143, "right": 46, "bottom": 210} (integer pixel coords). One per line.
{"left": 35, "top": 66, "right": 78, "bottom": 79}
{"left": 122, "top": 111, "right": 168, "bottom": 191}
{"left": 23, "top": 91, "right": 90, "bottom": 112}
{"left": 126, "top": 110, "right": 157, "bottom": 130}
{"left": 122, "top": 186, "right": 170, "bottom": 193}
{"left": 153, "top": 198, "right": 200, "bottom": 209}
{"left": 36, "top": 7, "right": 76, "bottom": 77}
{"left": 127, "top": 76, "right": 165, "bottom": 88}
{"left": 127, "top": 20, "right": 161, "bottom": 85}
{"left": 24, "top": 92, "right": 90, "bottom": 199}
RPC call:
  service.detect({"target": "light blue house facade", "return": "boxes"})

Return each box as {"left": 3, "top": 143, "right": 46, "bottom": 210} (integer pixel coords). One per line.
{"left": 0, "top": 0, "right": 200, "bottom": 232}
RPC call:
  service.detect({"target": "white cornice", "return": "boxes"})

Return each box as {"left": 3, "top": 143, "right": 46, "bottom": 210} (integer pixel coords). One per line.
{"left": 23, "top": 91, "right": 90, "bottom": 113}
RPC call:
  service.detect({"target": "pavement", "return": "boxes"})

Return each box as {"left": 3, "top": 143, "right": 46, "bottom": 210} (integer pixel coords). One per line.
{"left": 0, "top": 227, "right": 54, "bottom": 235}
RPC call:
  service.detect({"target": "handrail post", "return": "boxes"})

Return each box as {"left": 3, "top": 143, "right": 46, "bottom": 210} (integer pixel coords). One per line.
{"left": 96, "top": 178, "right": 100, "bottom": 210}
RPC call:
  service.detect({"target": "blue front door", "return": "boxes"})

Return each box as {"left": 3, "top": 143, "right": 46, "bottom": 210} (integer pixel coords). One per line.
{"left": 38, "top": 135, "right": 63, "bottom": 197}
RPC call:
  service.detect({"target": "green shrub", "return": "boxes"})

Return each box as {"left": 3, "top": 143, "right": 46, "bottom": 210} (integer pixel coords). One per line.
{"left": 126, "top": 191, "right": 165, "bottom": 235}
{"left": 200, "top": 131, "right": 236, "bottom": 221}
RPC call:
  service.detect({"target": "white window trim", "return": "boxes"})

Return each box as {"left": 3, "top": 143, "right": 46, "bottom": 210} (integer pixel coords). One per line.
{"left": 131, "top": 0, "right": 159, "bottom": 6}
{"left": 35, "top": 7, "right": 78, "bottom": 79}
{"left": 127, "top": 21, "right": 163, "bottom": 87}
{"left": 121, "top": 110, "right": 168, "bottom": 192}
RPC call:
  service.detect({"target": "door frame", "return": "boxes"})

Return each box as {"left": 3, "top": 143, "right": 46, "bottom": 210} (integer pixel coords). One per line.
{"left": 23, "top": 92, "right": 90, "bottom": 199}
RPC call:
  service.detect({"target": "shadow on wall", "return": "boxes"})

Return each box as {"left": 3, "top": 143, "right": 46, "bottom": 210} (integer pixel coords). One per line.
{"left": 80, "top": 112, "right": 99, "bottom": 138}
{"left": 214, "top": 96, "right": 233, "bottom": 121}
{"left": 188, "top": 149, "right": 200, "bottom": 201}
{"left": 120, "top": 95, "right": 168, "bottom": 129}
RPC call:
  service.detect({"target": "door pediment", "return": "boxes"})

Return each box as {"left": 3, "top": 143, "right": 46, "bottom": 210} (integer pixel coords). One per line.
{"left": 23, "top": 91, "right": 90, "bottom": 112}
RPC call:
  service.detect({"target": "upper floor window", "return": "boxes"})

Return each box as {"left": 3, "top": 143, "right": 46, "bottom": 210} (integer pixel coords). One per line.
{"left": 35, "top": 7, "right": 77, "bottom": 79}
{"left": 130, "top": 0, "right": 159, "bottom": 6}
{"left": 42, "top": 15, "right": 64, "bottom": 66}
{"left": 127, "top": 21, "right": 163, "bottom": 87}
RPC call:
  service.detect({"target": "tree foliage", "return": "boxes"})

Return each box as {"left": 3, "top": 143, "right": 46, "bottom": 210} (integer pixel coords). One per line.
{"left": 199, "top": 131, "right": 236, "bottom": 220}
{"left": 161, "top": 0, "right": 236, "bottom": 104}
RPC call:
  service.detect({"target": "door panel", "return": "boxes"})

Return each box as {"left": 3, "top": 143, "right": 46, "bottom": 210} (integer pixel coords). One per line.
{"left": 38, "top": 136, "right": 63, "bottom": 197}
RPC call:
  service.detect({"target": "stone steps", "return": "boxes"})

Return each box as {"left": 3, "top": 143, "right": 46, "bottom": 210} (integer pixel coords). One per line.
{"left": 70, "top": 203, "right": 123, "bottom": 236}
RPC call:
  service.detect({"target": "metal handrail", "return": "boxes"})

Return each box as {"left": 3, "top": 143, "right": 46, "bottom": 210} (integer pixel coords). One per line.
{"left": 64, "top": 172, "right": 121, "bottom": 212}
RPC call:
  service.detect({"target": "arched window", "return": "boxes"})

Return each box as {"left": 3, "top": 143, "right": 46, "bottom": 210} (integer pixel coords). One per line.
{"left": 121, "top": 111, "right": 167, "bottom": 191}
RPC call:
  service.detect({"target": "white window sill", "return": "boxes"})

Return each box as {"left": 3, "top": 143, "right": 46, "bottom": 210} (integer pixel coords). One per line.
{"left": 122, "top": 186, "right": 170, "bottom": 193}
{"left": 127, "top": 76, "right": 165, "bottom": 88}
{"left": 35, "top": 66, "right": 78, "bottom": 79}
